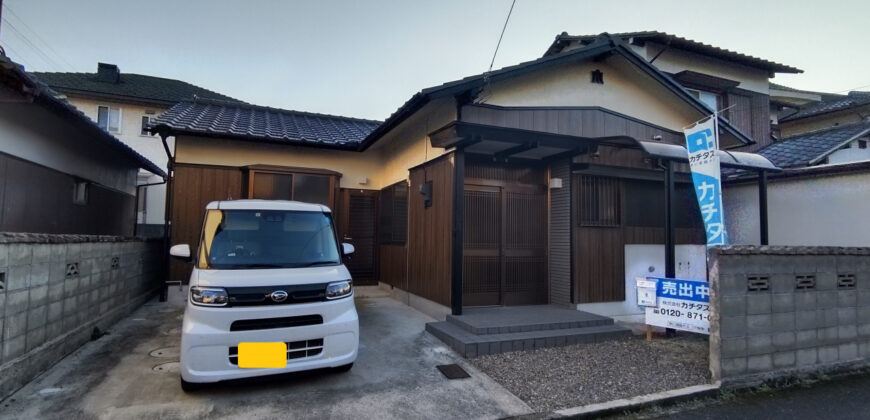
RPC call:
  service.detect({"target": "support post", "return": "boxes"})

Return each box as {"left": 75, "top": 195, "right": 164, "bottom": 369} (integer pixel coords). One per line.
{"left": 450, "top": 148, "right": 465, "bottom": 316}
{"left": 758, "top": 170, "right": 769, "bottom": 245}
{"left": 664, "top": 160, "right": 675, "bottom": 278}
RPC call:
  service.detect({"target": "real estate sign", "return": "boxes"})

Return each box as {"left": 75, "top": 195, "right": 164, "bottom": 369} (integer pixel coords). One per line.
{"left": 684, "top": 116, "right": 726, "bottom": 247}
{"left": 643, "top": 277, "right": 711, "bottom": 335}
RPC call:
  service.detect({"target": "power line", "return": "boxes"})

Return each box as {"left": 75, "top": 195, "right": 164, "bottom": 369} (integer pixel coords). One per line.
{"left": 1, "top": 16, "right": 62, "bottom": 69}
{"left": 833, "top": 84, "right": 870, "bottom": 94}
{"left": 2, "top": 4, "right": 74, "bottom": 70}
{"left": 487, "top": 0, "right": 517, "bottom": 73}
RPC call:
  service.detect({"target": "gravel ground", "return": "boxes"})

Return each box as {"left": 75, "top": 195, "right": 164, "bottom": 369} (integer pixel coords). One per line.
{"left": 470, "top": 334, "right": 710, "bottom": 412}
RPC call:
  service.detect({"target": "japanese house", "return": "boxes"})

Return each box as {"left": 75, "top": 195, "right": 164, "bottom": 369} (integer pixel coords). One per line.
{"left": 152, "top": 32, "right": 792, "bottom": 319}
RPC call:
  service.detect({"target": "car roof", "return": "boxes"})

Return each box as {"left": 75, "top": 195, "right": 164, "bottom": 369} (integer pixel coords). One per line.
{"left": 205, "top": 199, "right": 331, "bottom": 213}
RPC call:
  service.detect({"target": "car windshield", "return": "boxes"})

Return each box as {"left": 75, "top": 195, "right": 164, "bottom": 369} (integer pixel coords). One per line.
{"left": 197, "top": 209, "right": 340, "bottom": 269}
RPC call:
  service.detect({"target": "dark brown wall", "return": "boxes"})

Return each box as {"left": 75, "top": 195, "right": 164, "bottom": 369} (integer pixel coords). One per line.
{"left": 169, "top": 163, "right": 243, "bottom": 281}
{"left": 379, "top": 244, "right": 407, "bottom": 289}
{"left": 0, "top": 152, "right": 135, "bottom": 235}
{"left": 726, "top": 89, "right": 771, "bottom": 152}
{"left": 572, "top": 176, "right": 705, "bottom": 303}
{"left": 407, "top": 154, "right": 454, "bottom": 307}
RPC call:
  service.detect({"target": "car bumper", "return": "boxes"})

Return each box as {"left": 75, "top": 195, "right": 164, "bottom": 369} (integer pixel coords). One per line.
{"left": 180, "top": 295, "right": 358, "bottom": 383}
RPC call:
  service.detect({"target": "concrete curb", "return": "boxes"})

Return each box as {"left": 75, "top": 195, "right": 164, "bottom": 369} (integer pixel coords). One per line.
{"left": 547, "top": 383, "right": 721, "bottom": 418}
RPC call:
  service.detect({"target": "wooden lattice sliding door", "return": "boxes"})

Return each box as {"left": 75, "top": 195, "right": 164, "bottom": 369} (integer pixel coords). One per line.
{"left": 462, "top": 163, "right": 548, "bottom": 306}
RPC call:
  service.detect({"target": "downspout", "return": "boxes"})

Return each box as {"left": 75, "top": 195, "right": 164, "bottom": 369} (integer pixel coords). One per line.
{"left": 133, "top": 178, "right": 167, "bottom": 237}
{"left": 159, "top": 131, "right": 174, "bottom": 302}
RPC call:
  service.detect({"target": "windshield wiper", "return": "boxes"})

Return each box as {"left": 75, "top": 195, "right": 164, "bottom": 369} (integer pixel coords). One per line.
{"left": 299, "top": 260, "right": 338, "bottom": 267}
{"left": 226, "top": 263, "right": 289, "bottom": 269}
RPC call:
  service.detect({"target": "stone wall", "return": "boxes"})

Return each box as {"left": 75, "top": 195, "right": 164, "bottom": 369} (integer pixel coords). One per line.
{"left": 709, "top": 246, "right": 870, "bottom": 386}
{"left": 0, "top": 234, "right": 164, "bottom": 399}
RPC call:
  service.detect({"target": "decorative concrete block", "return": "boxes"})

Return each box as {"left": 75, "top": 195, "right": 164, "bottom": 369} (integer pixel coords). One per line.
{"left": 746, "top": 294, "right": 772, "bottom": 315}
{"left": 5, "top": 290, "right": 29, "bottom": 316}
{"left": 747, "top": 334, "right": 773, "bottom": 355}
{"left": 773, "top": 351, "right": 796, "bottom": 368}
{"left": 772, "top": 313, "right": 795, "bottom": 332}
{"left": 818, "top": 345, "right": 839, "bottom": 363}
{"left": 772, "top": 294, "right": 794, "bottom": 313}
{"left": 720, "top": 316, "right": 747, "bottom": 338}
{"left": 747, "top": 314, "right": 772, "bottom": 335}
{"left": 773, "top": 332, "right": 796, "bottom": 349}
{"left": 747, "top": 354, "right": 773, "bottom": 373}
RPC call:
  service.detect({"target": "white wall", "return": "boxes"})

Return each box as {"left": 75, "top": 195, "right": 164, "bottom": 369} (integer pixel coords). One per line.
{"left": 826, "top": 138, "right": 870, "bottom": 165}
{"left": 724, "top": 170, "right": 870, "bottom": 246}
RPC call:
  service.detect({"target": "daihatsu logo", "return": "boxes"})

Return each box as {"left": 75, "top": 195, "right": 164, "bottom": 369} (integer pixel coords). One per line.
{"left": 270, "top": 290, "right": 288, "bottom": 303}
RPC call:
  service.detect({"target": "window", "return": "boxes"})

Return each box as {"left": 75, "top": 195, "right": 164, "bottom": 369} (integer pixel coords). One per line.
{"left": 622, "top": 179, "right": 702, "bottom": 229}
{"left": 293, "top": 174, "right": 331, "bottom": 206}
{"left": 859, "top": 139, "right": 867, "bottom": 149}
{"left": 686, "top": 88, "right": 719, "bottom": 112}
{"left": 379, "top": 181, "right": 408, "bottom": 244}
{"left": 140, "top": 115, "right": 153, "bottom": 136}
{"left": 577, "top": 175, "right": 620, "bottom": 227}
{"left": 248, "top": 170, "right": 333, "bottom": 207}
{"left": 97, "top": 106, "right": 121, "bottom": 133}
{"left": 73, "top": 181, "right": 89, "bottom": 205}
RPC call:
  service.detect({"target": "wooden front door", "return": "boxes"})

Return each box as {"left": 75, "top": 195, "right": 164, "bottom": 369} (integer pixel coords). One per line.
{"left": 462, "top": 182, "right": 548, "bottom": 306}
{"left": 339, "top": 189, "right": 379, "bottom": 285}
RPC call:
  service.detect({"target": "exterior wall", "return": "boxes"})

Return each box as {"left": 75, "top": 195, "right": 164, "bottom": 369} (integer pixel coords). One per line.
{"left": 480, "top": 56, "right": 701, "bottom": 133}
{"left": 724, "top": 170, "right": 870, "bottom": 247}
{"left": 780, "top": 105, "right": 870, "bottom": 138}
{"left": 641, "top": 42, "right": 771, "bottom": 94}
{"left": 827, "top": 137, "right": 870, "bottom": 165}
{"left": 0, "top": 103, "right": 138, "bottom": 195}
{"left": 65, "top": 96, "right": 171, "bottom": 225}
{"left": 709, "top": 246, "right": 870, "bottom": 385}
{"left": 0, "top": 235, "right": 163, "bottom": 400}
{"left": 548, "top": 159, "right": 572, "bottom": 305}
{"left": 0, "top": 152, "right": 136, "bottom": 236}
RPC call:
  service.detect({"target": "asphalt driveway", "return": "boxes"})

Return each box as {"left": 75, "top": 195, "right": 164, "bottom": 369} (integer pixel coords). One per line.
{"left": 0, "top": 287, "right": 530, "bottom": 419}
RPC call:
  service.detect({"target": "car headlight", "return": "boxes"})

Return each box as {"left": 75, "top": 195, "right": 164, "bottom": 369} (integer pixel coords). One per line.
{"left": 190, "top": 286, "right": 229, "bottom": 306}
{"left": 325, "top": 280, "right": 352, "bottom": 300}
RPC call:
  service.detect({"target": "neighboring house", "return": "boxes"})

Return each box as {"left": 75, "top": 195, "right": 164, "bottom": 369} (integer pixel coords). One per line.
{"left": 0, "top": 55, "right": 168, "bottom": 399}
{"left": 0, "top": 57, "right": 165, "bottom": 235}
{"left": 33, "top": 63, "right": 241, "bottom": 236}
{"left": 724, "top": 84, "right": 870, "bottom": 247}
{"left": 152, "top": 32, "right": 787, "bottom": 323}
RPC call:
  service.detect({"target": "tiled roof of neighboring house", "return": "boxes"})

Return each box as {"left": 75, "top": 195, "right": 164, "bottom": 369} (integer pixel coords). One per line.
{"left": 32, "top": 64, "right": 242, "bottom": 106}
{"left": 0, "top": 56, "right": 166, "bottom": 177}
{"left": 362, "top": 33, "right": 756, "bottom": 150}
{"left": 544, "top": 31, "right": 802, "bottom": 74}
{"left": 758, "top": 121, "right": 870, "bottom": 168}
{"left": 779, "top": 91, "right": 870, "bottom": 122}
{"left": 150, "top": 100, "right": 381, "bottom": 149}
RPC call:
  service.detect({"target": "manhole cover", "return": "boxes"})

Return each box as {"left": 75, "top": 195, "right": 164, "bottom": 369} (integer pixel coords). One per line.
{"left": 149, "top": 347, "right": 180, "bottom": 358}
{"left": 436, "top": 364, "right": 470, "bottom": 379}
{"left": 152, "top": 362, "right": 180, "bottom": 373}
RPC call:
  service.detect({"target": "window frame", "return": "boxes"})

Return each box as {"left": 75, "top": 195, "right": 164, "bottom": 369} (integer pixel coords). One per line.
{"left": 685, "top": 88, "right": 720, "bottom": 112}
{"left": 576, "top": 175, "right": 621, "bottom": 228}
{"left": 140, "top": 115, "right": 154, "bottom": 136}
{"left": 244, "top": 167, "right": 337, "bottom": 209}
{"left": 97, "top": 105, "right": 122, "bottom": 134}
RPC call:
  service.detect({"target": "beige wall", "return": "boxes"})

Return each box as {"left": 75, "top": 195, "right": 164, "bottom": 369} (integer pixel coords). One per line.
{"left": 174, "top": 98, "right": 457, "bottom": 191}
{"left": 480, "top": 55, "right": 703, "bottom": 132}
{"left": 780, "top": 104, "right": 870, "bottom": 137}
{"left": 641, "top": 42, "right": 771, "bottom": 94}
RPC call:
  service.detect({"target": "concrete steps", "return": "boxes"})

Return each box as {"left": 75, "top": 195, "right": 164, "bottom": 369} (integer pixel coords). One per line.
{"left": 425, "top": 306, "right": 631, "bottom": 358}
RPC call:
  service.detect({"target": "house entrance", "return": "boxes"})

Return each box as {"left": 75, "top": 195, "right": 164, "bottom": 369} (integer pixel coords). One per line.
{"left": 338, "top": 189, "right": 379, "bottom": 285}
{"left": 462, "top": 162, "right": 548, "bottom": 306}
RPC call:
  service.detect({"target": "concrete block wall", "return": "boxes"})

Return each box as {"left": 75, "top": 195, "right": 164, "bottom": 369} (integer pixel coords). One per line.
{"left": 0, "top": 234, "right": 163, "bottom": 399}
{"left": 709, "top": 246, "right": 870, "bottom": 385}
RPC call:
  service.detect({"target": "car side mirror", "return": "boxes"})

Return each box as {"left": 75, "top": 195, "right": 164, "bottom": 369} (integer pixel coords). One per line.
{"left": 342, "top": 243, "right": 355, "bottom": 256}
{"left": 169, "top": 244, "right": 192, "bottom": 262}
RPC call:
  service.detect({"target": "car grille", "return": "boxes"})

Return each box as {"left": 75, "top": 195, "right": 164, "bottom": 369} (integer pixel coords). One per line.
{"left": 229, "top": 315, "right": 323, "bottom": 331}
{"left": 228, "top": 339, "right": 324, "bottom": 365}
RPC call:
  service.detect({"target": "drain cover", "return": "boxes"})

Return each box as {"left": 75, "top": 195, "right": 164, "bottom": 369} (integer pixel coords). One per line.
{"left": 436, "top": 364, "right": 470, "bottom": 379}
{"left": 149, "top": 347, "right": 180, "bottom": 358}
{"left": 152, "top": 362, "right": 180, "bottom": 373}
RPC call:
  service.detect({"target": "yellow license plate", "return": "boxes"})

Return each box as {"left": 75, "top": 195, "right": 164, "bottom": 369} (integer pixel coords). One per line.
{"left": 238, "top": 342, "right": 287, "bottom": 368}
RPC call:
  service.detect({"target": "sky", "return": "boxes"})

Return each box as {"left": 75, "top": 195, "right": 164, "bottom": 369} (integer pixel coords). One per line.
{"left": 2, "top": 0, "right": 869, "bottom": 121}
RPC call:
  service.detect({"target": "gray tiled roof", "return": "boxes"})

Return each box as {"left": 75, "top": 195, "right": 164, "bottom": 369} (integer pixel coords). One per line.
{"left": 150, "top": 100, "right": 381, "bottom": 149}
{"left": 758, "top": 121, "right": 870, "bottom": 168}
{"left": 32, "top": 70, "right": 242, "bottom": 105}
{"left": 780, "top": 91, "right": 870, "bottom": 122}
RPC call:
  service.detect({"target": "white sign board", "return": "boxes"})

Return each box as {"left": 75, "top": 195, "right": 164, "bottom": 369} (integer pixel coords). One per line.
{"left": 636, "top": 277, "right": 657, "bottom": 307}
{"left": 644, "top": 277, "right": 710, "bottom": 335}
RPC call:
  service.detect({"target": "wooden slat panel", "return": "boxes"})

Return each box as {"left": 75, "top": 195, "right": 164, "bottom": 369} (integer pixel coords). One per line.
{"left": 339, "top": 189, "right": 379, "bottom": 285}
{"left": 378, "top": 244, "right": 407, "bottom": 289}
{"left": 549, "top": 159, "right": 572, "bottom": 305}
